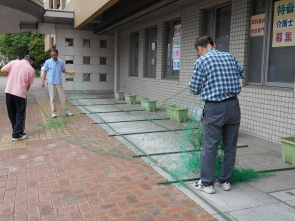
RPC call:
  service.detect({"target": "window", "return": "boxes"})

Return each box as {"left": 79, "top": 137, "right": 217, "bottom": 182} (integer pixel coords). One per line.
{"left": 65, "top": 56, "right": 73, "bottom": 64}
{"left": 202, "top": 3, "right": 232, "bottom": 52}
{"left": 83, "top": 39, "right": 90, "bottom": 47}
{"left": 83, "top": 74, "right": 91, "bottom": 81}
{"left": 100, "top": 40, "right": 107, "bottom": 48}
{"left": 267, "top": 0, "right": 295, "bottom": 87}
{"left": 164, "top": 19, "right": 181, "bottom": 78}
{"left": 100, "top": 57, "right": 107, "bottom": 65}
{"left": 248, "top": 0, "right": 295, "bottom": 88}
{"left": 130, "top": 32, "right": 139, "bottom": 76}
{"left": 83, "top": 56, "right": 90, "bottom": 64}
{"left": 100, "top": 74, "right": 107, "bottom": 82}
{"left": 65, "top": 38, "right": 73, "bottom": 46}
{"left": 248, "top": 0, "right": 266, "bottom": 84}
{"left": 145, "top": 26, "right": 157, "bottom": 77}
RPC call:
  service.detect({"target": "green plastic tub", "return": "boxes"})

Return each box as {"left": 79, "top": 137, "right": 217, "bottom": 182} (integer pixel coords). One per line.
{"left": 280, "top": 137, "right": 295, "bottom": 166}
{"left": 124, "top": 94, "right": 137, "bottom": 104}
{"left": 167, "top": 105, "right": 189, "bottom": 123}
{"left": 114, "top": 91, "right": 124, "bottom": 100}
{"left": 141, "top": 98, "right": 157, "bottom": 112}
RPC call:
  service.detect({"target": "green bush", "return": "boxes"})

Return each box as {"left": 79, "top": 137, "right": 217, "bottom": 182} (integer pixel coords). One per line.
{"left": 35, "top": 70, "right": 41, "bottom": 77}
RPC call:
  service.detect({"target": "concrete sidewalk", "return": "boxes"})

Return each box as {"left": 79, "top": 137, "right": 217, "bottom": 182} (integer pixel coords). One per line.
{"left": 0, "top": 77, "right": 215, "bottom": 221}
{"left": 67, "top": 85, "right": 295, "bottom": 221}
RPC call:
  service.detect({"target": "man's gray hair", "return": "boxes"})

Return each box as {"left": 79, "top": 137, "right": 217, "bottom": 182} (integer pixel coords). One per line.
{"left": 23, "top": 54, "right": 35, "bottom": 62}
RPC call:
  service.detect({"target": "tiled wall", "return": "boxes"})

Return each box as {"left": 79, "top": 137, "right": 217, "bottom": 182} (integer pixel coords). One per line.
{"left": 239, "top": 87, "right": 295, "bottom": 143}
{"left": 117, "top": 0, "right": 295, "bottom": 143}
{"left": 55, "top": 29, "right": 115, "bottom": 92}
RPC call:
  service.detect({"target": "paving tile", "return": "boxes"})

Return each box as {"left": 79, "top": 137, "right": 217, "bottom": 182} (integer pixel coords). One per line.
{"left": 0, "top": 78, "right": 212, "bottom": 221}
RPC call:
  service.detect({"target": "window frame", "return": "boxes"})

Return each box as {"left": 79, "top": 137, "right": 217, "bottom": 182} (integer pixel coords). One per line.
{"left": 145, "top": 26, "right": 157, "bottom": 78}
{"left": 201, "top": 2, "right": 232, "bottom": 48}
{"left": 164, "top": 18, "right": 181, "bottom": 79}
{"left": 247, "top": 0, "right": 294, "bottom": 88}
{"left": 130, "top": 31, "right": 139, "bottom": 77}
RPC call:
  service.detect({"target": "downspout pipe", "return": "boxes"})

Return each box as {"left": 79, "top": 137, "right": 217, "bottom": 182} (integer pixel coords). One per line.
{"left": 114, "top": 32, "right": 118, "bottom": 92}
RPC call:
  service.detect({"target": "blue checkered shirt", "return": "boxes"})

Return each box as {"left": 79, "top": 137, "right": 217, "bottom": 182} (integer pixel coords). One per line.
{"left": 189, "top": 48, "right": 244, "bottom": 101}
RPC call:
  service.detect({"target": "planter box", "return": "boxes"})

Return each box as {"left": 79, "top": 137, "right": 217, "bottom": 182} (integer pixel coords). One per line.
{"left": 125, "top": 94, "right": 137, "bottom": 104}
{"left": 167, "top": 105, "right": 189, "bottom": 123}
{"left": 141, "top": 98, "right": 157, "bottom": 112}
{"left": 280, "top": 137, "right": 295, "bottom": 166}
{"left": 114, "top": 91, "right": 124, "bottom": 100}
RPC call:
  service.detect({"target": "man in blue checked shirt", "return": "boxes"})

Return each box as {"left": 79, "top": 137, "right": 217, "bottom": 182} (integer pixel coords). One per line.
{"left": 189, "top": 36, "right": 244, "bottom": 194}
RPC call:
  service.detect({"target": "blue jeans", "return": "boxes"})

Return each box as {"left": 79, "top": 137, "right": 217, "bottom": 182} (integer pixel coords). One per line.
{"left": 201, "top": 98, "right": 241, "bottom": 186}
{"left": 6, "top": 93, "right": 27, "bottom": 139}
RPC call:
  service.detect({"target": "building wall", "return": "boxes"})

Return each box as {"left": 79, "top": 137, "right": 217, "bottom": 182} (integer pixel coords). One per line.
{"left": 55, "top": 29, "right": 115, "bottom": 91}
{"left": 45, "top": 34, "right": 52, "bottom": 52}
{"left": 117, "top": 0, "right": 295, "bottom": 143}
{"left": 64, "top": 0, "right": 118, "bottom": 29}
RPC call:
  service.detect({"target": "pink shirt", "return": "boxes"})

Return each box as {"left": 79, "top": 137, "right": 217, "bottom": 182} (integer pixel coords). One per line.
{"left": 3, "top": 60, "right": 35, "bottom": 99}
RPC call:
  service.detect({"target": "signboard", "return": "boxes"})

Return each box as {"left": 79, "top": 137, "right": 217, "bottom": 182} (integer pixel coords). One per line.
{"left": 174, "top": 24, "right": 181, "bottom": 37}
{"left": 272, "top": 1, "right": 295, "bottom": 47}
{"left": 250, "top": 13, "right": 265, "bottom": 37}
{"left": 173, "top": 59, "right": 180, "bottom": 70}
{"left": 172, "top": 47, "right": 180, "bottom": 59}
{"left": 173, "top": 24, "right": 181, "bottom": 70}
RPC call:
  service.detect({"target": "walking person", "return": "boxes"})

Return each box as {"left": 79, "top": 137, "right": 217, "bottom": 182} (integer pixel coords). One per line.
{"left": 42, "top": 49, "right": 75, "bottom": 118}
{"left": 1, "top": 55, "right": 35, "bottom": 141}
{"left": 189, "top": 36, "right": 244, "bottom": 194}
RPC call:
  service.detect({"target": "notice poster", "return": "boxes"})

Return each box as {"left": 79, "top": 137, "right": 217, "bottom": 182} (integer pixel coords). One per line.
{"left": 172, "top": 47, "right": 181, "bottom": 59}
{"left": 272, "top": 1, "right": 295, "bottom": 47}
{"left": 173, "top": 59, "right": 180, "bottom": 70}
{"left": 173, "top": 24, "right": 181, "bottom": 70}
{"left": 174, "top": 24, "right": 181, "bottom": 37}
{"left": 250, "top": 13, "right": 265, "bottom": 37}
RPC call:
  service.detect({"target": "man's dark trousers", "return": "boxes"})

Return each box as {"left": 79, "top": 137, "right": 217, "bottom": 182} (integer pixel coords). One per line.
{"left": 201, "top": 98, "right": 241, "bottom": 187}
{"left": 6, "top": 93, "right": 26, "bottom": 139}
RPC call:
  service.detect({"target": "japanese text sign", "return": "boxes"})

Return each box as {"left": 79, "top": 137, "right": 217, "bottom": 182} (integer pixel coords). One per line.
{"left": 174, "top": 24, "right": 181, "bottom": 37}
{"left": 272, "top": 1, "right": 295, "bottom": 47}
{"left": 250, "top": 13, "right": 265, "bottom": 37}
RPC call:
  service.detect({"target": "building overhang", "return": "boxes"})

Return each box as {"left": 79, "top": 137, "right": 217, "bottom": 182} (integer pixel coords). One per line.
{"left": 0, "top": 1, "right": 74, "bottom": 35}
{"left": 92, "top": 0, "right": 205, "bottom": 35}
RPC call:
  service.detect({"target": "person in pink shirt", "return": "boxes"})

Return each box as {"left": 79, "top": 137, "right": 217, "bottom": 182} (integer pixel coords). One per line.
{"left": 1, "top": 55, "right": 35, "bottom": 141}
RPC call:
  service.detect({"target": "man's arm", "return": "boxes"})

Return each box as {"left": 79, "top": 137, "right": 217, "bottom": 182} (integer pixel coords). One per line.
{"left": 62, "top": 70, "right": 75, "bottom": 75}
{"left": 61, "top": 61, "right": 75, "bottom": 76}
{"left": 234, "top": 57, "right": 244, "bottom": 79}
{"left": 42, "top": 70, "right": 47, "bottom": 88}
{"left": 27, "top": 84, "right": 31, "bottom": 92}
{"left": 1, "top": 62, "right": 13, "bottom": 74}
{"left": 0, "top": 67, "right": 8, "bottom": 74}
{"left": 189, "top": 61, "right": 204, "bottom": 95}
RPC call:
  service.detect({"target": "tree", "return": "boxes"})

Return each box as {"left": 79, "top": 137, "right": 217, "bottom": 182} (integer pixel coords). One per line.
{"left": 28, "top": 32, "right": 50, "bottom": 69}
{"left": 0, "top": 32, "right": 31, "bottom": 61}
{"left": 0, "top": 32, "right": 50, "bottom": 69}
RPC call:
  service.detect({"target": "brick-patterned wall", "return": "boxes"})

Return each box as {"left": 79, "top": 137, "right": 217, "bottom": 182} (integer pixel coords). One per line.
{"left": 64, "top": 0, "right": 118, "bottom": 29}
{"left": 117, "top": 0, "right": 295, "bottom": 144}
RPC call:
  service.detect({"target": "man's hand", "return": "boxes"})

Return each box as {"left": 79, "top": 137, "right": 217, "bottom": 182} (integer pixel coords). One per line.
{"left": 67, "top": 71, "right": 76, "bottom": 76}
{"left": 42, "top": 82, "right": 45, "bottom": 88}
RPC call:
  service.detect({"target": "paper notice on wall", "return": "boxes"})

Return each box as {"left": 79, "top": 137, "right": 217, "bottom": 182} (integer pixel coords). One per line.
{"left": 250, "top": 13, "right": 265, "bottom": 37}
{"left": 172, "top": 47, "right": 181, "bottom": 59}
{"left": 174, "top": 24, "right": 181, "bottom": 37}
{"left": 272, "top": 1, "right": 295, "bottom": 47}
{"left": 173, "top": 36, "right": 181, "bottom": 47}
{"left": 173, "top": 59, "right": 180, "bottom": 70}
